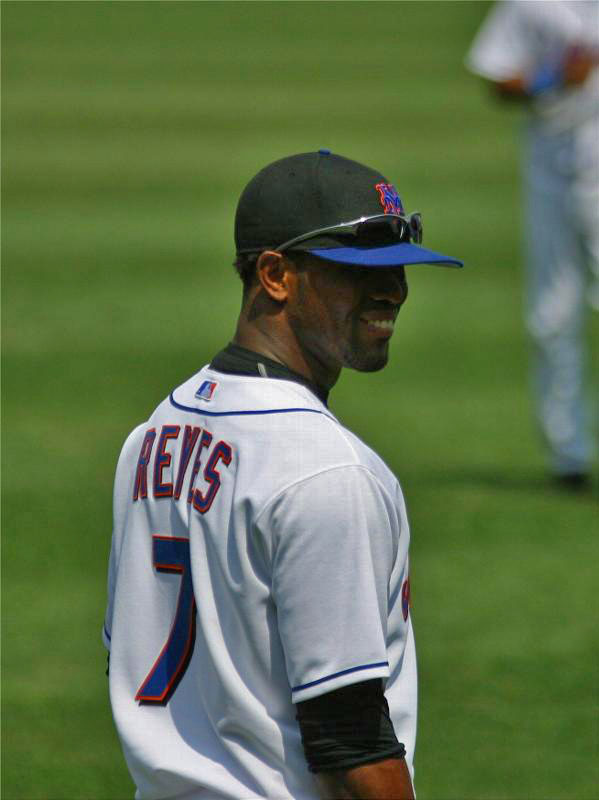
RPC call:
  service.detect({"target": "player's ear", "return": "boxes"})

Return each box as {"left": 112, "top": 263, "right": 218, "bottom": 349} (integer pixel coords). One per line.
{"left": 256, "top": 251, "right": 293, "bottom": 303}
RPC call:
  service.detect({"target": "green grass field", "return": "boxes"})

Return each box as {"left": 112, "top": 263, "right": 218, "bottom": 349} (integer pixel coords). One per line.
{"left": 3, "top": 2, "right": 598, "bottom": 798}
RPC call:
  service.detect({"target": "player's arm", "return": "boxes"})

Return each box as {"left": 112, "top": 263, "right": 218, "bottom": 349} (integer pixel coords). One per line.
{"left": 490, "top": 45, "right": 598, "bottom": 101}
{"left": 316, "top": 758, "right": 414, "bottom": 800}
{"left": 296, "top": 680, "right": 414, "bottom": 800}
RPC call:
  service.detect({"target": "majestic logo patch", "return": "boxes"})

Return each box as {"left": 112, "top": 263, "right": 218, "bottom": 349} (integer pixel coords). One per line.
{"left": 195, "top": 380, "right": 218, "bottom": 402}
{"left": 375, "top": 182, "right": 403, "bottom": 215}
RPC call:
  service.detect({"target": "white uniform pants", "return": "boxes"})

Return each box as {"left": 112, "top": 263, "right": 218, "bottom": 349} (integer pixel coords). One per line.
{"left": 523, "top": 121, "right": 599, "bottom": 475}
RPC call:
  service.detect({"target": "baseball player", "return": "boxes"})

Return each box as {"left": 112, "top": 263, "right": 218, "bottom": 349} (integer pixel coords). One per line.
{"left": 103, "top": 151, "right": 463, "bottom": 799}
{"left": 467, "top": 0, "right": 599, "bottom": 489}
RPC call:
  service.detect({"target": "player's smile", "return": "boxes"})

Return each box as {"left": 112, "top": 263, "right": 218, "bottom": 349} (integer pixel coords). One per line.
{"left": 359, "top": 304, "right": 400, "bottom": 339}
{"left": 352, "top": 276, "right": 406, "bottom": 349}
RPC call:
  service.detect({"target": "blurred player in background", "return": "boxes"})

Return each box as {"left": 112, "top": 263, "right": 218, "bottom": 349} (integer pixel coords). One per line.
{"left": 103, "top": 151, "right": 463, "bottom": 799}
{"left": 467, "top": 0, "right": 599, "bottom": 490}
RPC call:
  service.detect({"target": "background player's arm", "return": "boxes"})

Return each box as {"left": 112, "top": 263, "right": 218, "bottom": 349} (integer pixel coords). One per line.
{"left": 315, "top": 757, "right": 415, "bottom": 800}
{"left": 490, "top": 45, "right": 597, "bottom": 101}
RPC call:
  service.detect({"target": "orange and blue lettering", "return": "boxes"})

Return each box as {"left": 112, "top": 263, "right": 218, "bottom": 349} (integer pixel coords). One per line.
{"left": 153, "top": 425, "right": 180, "bottom": 498}
{"left": 375, "top": 182, "right": 403, "bottom": 215}
{"left": 401, "top": 577, "right": 410, "bottom": 621}
{"left": 174, "top": 425, "right": 202, "bottom": 500}
{"left": 187, "top": 430, "right": 213, "bottom": 504}
{"left": 192, "top": 441, "right": 233, "bottom": 514}
{"left": 133, "top": 429, "right": 156, "bottom": 501}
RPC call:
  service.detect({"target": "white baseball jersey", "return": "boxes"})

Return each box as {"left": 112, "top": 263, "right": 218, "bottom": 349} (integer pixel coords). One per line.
{"left": 104, "top": 366, "right": 417, "bottom": 799}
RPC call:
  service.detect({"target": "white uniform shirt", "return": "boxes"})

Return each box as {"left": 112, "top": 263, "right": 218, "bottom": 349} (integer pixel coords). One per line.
{"left": 467, "top": 0, "right": 599, "bottom": 136}
{"left": 104, "top": 367, "right": 417, "bottom": 799}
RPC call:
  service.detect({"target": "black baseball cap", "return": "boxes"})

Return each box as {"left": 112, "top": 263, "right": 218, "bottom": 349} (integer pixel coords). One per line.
{"left": 234, "top": 150, "right": 463, "bottom": 268}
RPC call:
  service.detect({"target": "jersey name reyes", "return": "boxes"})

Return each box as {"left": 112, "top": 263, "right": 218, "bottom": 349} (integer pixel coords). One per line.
{"left": 133, "top": 424, "right": 232, "bottom": 514}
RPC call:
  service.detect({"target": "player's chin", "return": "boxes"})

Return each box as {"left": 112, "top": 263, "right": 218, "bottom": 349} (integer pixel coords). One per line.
{"left": 346, "top": 342, "right": 391, "bottom": 372}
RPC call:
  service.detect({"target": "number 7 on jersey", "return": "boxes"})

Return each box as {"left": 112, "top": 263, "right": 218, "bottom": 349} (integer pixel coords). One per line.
{"left": 136, "top": 535, "right": 196, "bottom": 704}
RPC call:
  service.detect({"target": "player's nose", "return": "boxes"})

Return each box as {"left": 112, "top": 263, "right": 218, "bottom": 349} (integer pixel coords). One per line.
{"left": 368, "top": 268, "right": 408, "bottom": 305}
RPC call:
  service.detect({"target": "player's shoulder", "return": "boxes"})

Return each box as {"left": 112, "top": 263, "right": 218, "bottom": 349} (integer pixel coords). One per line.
{"left": 169, "top": 366, "right": 329, "bottom": 419}
{"left": 118, "top": 364, "right": 332, "bottom": 433}
{"left": 490, "top": 0, "right": 590, "bottom": 34}
{"left": 176, "top": 367, "right": 364, "bottom": 455}
{"left": 173, "top": 367, "right": 382, "bottom": 483}
{"left": 331, "top": 421, "right": 400, "bottom": 493}
{"left": 116, "top": 421, "right": 150, "bottom": 468}
{"left": 119, "top": 366, "right": 399, "bottom": 489}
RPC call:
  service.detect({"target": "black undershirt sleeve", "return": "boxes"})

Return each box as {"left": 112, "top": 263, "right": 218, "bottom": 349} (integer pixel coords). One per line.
{"left": 295, "top": 679, "right": 406, "bottom": 773}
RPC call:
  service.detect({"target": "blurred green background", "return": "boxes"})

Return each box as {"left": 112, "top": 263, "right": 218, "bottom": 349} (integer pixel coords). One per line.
{"left": 2, "top": 2, "right": 597, "bottom": 798}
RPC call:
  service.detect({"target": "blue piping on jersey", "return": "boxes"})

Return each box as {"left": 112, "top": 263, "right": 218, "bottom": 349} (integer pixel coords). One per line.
{"left": 169, "top": 393, "right": 327, "bottom": 418}
{"left": 103, "top": 624, "right": 111, "bottom": 642}
{"left": 292, "top": 662, "right": 389, "bottom": 693}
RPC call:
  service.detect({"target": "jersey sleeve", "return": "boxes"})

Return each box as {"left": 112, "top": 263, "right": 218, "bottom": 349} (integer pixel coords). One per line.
{"left": 467, "top": 1, "right": 589, "bottom": 83}
{"left": 466, "top": 1, "right": 534, "bottom": 81}
{"left": 256, "top": 465, "right": 400, "bottom": 703}
{"left": 102, "top": 423, "right": 146, "bottom": 650}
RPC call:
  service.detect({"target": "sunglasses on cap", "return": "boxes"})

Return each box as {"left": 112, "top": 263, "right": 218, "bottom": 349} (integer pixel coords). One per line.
{"left": 275, "top": 212, "right": 423, "bottom": 253}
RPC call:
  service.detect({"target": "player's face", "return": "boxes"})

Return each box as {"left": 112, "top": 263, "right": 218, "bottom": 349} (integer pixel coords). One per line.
{"left": 286, "top": 255, "right": 408, "bottom": 377}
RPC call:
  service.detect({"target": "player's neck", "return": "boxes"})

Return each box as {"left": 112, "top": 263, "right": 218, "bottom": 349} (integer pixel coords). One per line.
{"left": 233, "top": 319, "right": 341, "bottom": 395}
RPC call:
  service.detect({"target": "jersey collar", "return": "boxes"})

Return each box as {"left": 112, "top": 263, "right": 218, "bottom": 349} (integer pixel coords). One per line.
{"left": 210, "top": 343, "right": 329, "bottom": 407}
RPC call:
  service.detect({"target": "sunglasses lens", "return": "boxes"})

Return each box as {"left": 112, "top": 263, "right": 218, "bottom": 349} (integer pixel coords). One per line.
{"left": 355, "top": 217, "right": 409, "bottom": 245}
{"left": 409, "top": 214, "right": 422, "bottom": 243}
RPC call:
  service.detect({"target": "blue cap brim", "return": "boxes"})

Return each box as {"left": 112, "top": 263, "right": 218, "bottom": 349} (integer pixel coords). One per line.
{"left": 308, "top": 242, "right": 463, "bottom": 268}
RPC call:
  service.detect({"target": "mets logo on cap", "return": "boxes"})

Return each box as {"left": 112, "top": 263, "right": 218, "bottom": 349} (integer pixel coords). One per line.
{"left": 375, "top": 182, "right": 403, "bottom": 215}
